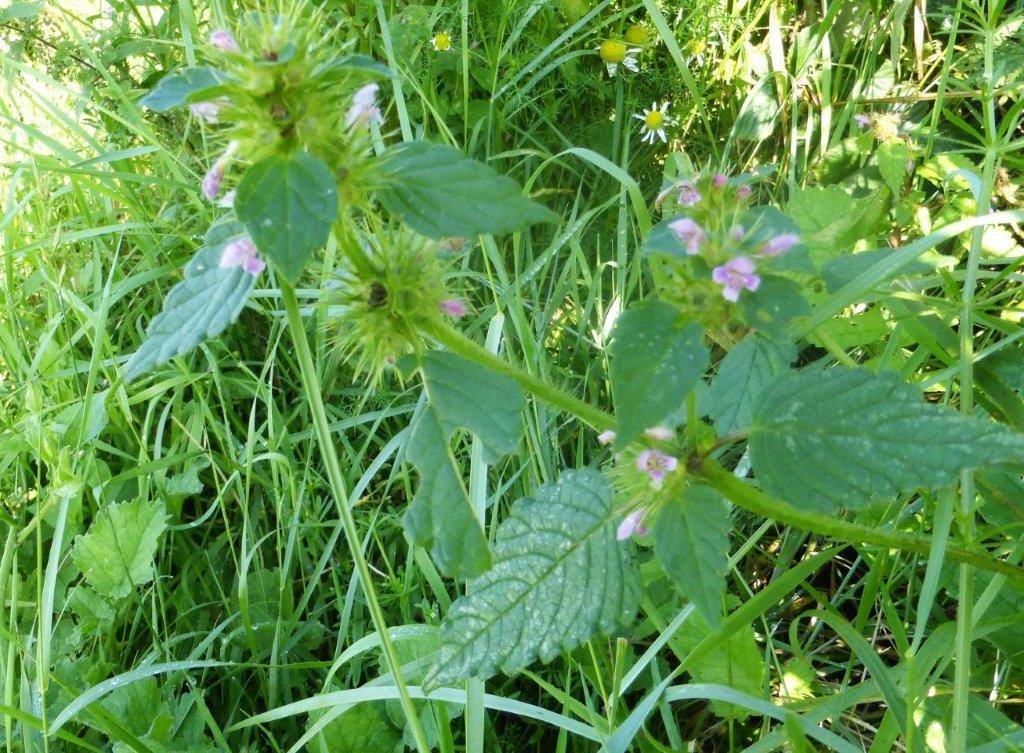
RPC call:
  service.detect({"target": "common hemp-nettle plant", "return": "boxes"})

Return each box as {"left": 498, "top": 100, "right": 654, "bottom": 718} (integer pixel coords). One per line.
{"left": 125, "top": 4, "right": 1024, "bottom": 738}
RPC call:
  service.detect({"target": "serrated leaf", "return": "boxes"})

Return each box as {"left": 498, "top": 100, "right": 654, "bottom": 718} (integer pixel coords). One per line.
{"left": 140, "top": 67, "right": 228, "bottom": 111}
{"left": 235, "top": 151, "right": 338, "bottom": 282}
{"left": 421, "top": 350, "right": 524, "bottom": 463}
{"left": 786, "top": 186, "right": 886, "bottom": 266}
{"left": 124, "top": 222, "right": 256, "bottom": 381}
{"left": 403, "top": 407, "right": 492, "bottom": 580}
{"left": 877, "top": 139, "right": 912, "bottom": 195}
{"left": 378, "top": 141, "right": 557, "bottom": 238}
{"left": 738, "top": 275, "right": 810, "bottom": 337}
{"left": 708, "top": 334, "right": 796, "bottom": 434}
{"left": 654, "top": 486, "right": 730, "bottom": 626}
{"left": 72, "top": 498, "right": 168, "bottom": 598}
{"left": 610, "top": 301, "right": 708, "bottom": 448}
{"left": 673, "top": 607, "right": 765, "bottom": 720}
{"left": 750, "top": 368, "right": 1024, "bottom": 511}
{"left": 424, "top": 470, "right": 639, "bottom": 690}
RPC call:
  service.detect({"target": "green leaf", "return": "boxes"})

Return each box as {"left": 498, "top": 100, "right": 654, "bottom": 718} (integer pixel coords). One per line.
{"left": 72, "top": 498, "right": 169, "bottom": 599}
{"left": 673, "top": 607, "right": 765, "bottom": 720}
{"left": 738, "top": 206, "right": 814, "bottom": 275}
{"left": 312, "top": 703, "right": 401, "bottom": 753}
{"left": 424, "top": 470, "right": 639, "bottom": 690}
{"left": 421, "top": 350, "right": 524, "bottom": 463}
{"left": 749, "top": 368, "right": 1024, "bottom": 511}
{"left": 609, "top": 301, "right": 708, "bottom": 448}
{"left": 235, "top": 151, "right": 339, "bottom": 282}
{"left": 403, "top": 408, "right": 492, "bottom": 580}
{"left": 654, "top": 486, "right": 730, "bottom": 626}
{"left": 821, "top": 248, "right": 934, "bottom": 292}
{"left": 140, "top": 67, "right": 228, "bottom": 111}
{"left": 320, "top": 54, "right": 393, "bottom": 79}
{"left": 123, "top": 221, "right": 256, "bottom": 381}
{"left": 378, "top": 141, "right": 557, "bottom": 238}
{"left": 876, "top": 139, "right": 912, "bottom": 195}
{"left": 708, "top": 334, "right": 796, "bottom": 434}
{"left": 643, "top": 215, "right": 697, "bottom": 258}
{"left": 786, "top": 186, "right": 886, "bottom": 266}
{"left": 738, "top": 275, "right": 810, "bottom": 337}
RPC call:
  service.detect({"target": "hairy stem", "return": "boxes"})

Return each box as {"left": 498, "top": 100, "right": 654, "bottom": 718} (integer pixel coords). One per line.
{"left": 429, "top": 321, "right": 1024, "bottom": 585}
{"left": 281, "top": 282, "right": 432, "bottom": 753}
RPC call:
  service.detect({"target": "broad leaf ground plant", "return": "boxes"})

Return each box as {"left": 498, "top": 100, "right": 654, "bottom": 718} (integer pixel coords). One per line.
{"left": 5, "top": 0, "right": 1024, "bottom": 751}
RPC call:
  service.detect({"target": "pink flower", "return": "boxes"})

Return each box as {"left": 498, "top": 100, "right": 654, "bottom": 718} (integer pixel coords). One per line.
{"left": 636, "top": 449, "right": 678, "bottom": 489}
{"left": 760, "top": 234, "right": 799, "bottom": 257}
{"left": 712, "top": 172, "right": 728, "bottom": 188}
{"left": 220, "top": 237, "right": 265, "bottom": 276}
{"left": 189, "top": 101, "right": 220, "bottom": 123}
{"left": 737, "top": 185, "right": 752, "bottom": 200}
{"left": 597, "top": 430, "right": 616, "bottom": 446}
{"left": 854, "top": 113, "right": 871, "bottom": 127}
{"left": 667, "top": 217, "right": 706, "bottom": 255}
{"left": 346, "top": 83, "right": 383, "bottom": 128}
{"left": 210, "top": 29, "right": 239, "bottom": 53}
{"left": 677, "top": 180, "right": 701, "bottom": 207}
{"left": 644, "top": 426, "right": 674, "bottom": 441}
{"left": 616, "top": 509, "right": 648, "bottom": 540}
{"left": 438, "top": 299, "right": 467, "bottom": 318}
{"left": 729, "top": 224, "right": 746, "bottom": 242}
{"left": 712, "top": 257, "right": 760, "bottom": 302}
{"left": 201, "top": 142, "right": 238, "bottom": 201}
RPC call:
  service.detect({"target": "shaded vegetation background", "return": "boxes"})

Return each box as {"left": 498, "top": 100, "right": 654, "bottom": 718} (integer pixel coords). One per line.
{"left": 2, "top": 0, "right": 1024, "bottom": 751}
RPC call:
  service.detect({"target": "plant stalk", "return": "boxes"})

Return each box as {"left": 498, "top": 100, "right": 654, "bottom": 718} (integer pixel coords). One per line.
{"left": 428, "top": 321, "right": 1024, "bottom": 585}
{"left": 280, "top": 282, "right": 432, "bottom": 753}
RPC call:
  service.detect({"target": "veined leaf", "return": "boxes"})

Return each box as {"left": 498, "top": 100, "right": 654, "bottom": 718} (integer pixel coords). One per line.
{"left": 738, "top": 275, "right": 810, "bottom": 337}
{"left": 72, "top": 498, "right": 169, "bottom": 599}
{"left": 140, "top": 67, "right": 228, "bottom": 111}
{"left": 424, "top": 470, "right": 639, "bottom": 690}
{"left": 609, "top": 300, "right": 708, "bottom": 448}
{"left": 749, "top": 368, "right": 1024, "bottom": 511}
{"left": 378, "top": 141, "right": 557, "bottom": 238}
{"left": 124, "top": 221, "right": 255, "bottom": 381}
{"left": 708, "top": 334, "right": 796, "bottom": 434}
{"left": 235, "top": 151, "right": 338, "bottom": 282}
{"left": 877, "top": 139, "right": 912, "bottom": 195}
{"left": 654, "top": 486, "right": 731, "bottom": 625}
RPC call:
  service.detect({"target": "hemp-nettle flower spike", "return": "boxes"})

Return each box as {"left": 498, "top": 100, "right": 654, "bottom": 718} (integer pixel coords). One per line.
{"left": 712, "top": 172, "right": 728, "bottom": 188}
{"left": 346, "top": 83, "right": 383, "bottom": 128}
{"left": 644, "top": 426, "right": 674, "bottom": 441}
{"left": 677, "top": 180, "right": 701, "bottom": 207}
{"left": 218, "top": 189, "right": 236, "bottom": 209}
{"left": 760, "top": 234, "right": 799, "bottom": 257}
{"left": 636, "top": 450, "right": 678, "bottom": 490}
{"left": 597, "top": 429, "right": 617, "bottom": 446}
{"left": 220, "top": 237, "right": 265, "bottom": 276}
{"left": 201, "top": 142, "right": 238, "bottom": 202}
{"left": 634, "top": 101, "right": 673, "bottom": 144}
{"left": 431, "top": 31, "right": 453, "bottom": 52}
{"left": 438, "top": 299, "right": 467, "bottom": 318}
{"left": 712, "top": 256, "right": 760, "bottom": 302}
{"left": 598, "top": 40, "right": 639, "bottom": 77}
{"left": 209, "top": 29, "right": 239, "bottom": 53}
{"left": 189, "top": 101, "right": 220, "bottom": 123}
{"left": 667, "top": 217, "right": 707, "bottom": 255}
{"left": 616, "top": 509, "right": 648, "bottom": 540}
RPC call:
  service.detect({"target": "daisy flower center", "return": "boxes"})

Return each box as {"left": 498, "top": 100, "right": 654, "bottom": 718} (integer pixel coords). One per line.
{"left": 644, "top": 110, "right": 665, "bottom": 130}
{"left": 599, "top": 40, "right": 627, "bottom": 64}
{"left": 433, "top": 32, "right": 452, "bottom": 51}
{"left": 624, "top": 24, "right": 649, "bottom": 45}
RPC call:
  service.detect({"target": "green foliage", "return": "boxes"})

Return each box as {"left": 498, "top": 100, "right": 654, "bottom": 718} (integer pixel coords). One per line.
{"left": 235, "top": 151, "right": 339, "bottom": 282}
{"left": 72, "top": 498, "right": 169, "bottom": 599}
{"left": 139, "top": 66, "right": 227, "bottom": 111}
{"left": 708, "top": 333, "right": 795, "bottom": 434}
{"left": 653, "top": 486, "right": 730, "bottom": 625}
{"left": 738, "top": 275, "right": 810, "bottom": 337}
{"left": 312, "top": 703, "right": 402, "bottom": 753}
{"left": 425, "top": 470, "right": 638, "bottom": 689}
{"left": 609, "top": 301, "right": 708, "bottom": 448}
{"left": 123, "top": 222, "right": 256, "bottom": 381}
{"left": 750, "top": 368, "right": 1024, "bottom": 511}
{"left": 786, "top": 186, "right": 886, "bottom": 265}
{"left": 378, "top": 141, "right": 557, "bottom": 238}
{"left": 877, "top": 139, "right": 912, "bottom": 195}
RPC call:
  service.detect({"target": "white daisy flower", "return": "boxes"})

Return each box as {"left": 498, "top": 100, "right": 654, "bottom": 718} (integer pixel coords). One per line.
{"left": 633, "top": 101, "right": 673, "bottom": 144}
{"left": 598, "top": 40, "right": 639, "bottom": 77}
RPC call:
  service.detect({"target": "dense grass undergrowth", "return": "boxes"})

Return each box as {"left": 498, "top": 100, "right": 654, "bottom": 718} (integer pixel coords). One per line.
{"left": 3, "top": 0, "right": 1024, "bottom": 751}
